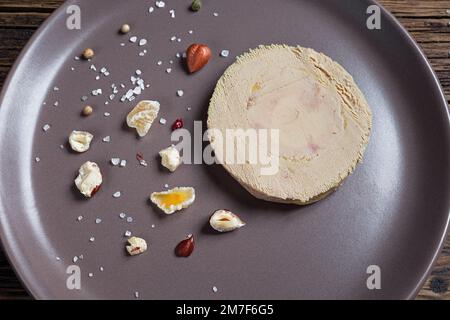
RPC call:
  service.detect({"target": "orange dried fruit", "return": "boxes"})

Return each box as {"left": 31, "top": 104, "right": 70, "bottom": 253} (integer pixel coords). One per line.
{"left": 150, "top": 187, "right": 195, "bottom": 214}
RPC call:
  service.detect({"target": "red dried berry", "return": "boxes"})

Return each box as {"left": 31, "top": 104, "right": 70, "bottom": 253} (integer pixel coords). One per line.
{"left": 172, "top": 118, "right": 184, "bottom": 131}
{"left": 136, "top": 152, "right": 144, "bottom": 161}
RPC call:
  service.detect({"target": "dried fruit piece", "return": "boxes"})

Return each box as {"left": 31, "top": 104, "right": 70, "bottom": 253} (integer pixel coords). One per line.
{"left": 172, "top": 118, "right": 183, "bottom": 131}
{"left": 74, "top": 161, "right": 102, "bottom": 198}
{"left": 209, "top": 209, "right": 246, "bottom": 232}
{"left": 186, "top": 44, "right": 211, "bottom": 73}
{"left": 159, "top": 145, "right": 181, "bottom": 172}
{"left": 150, "top": 187, "right": 195, "bottom": 214}
{"left": 175, "top": 234, "right": 194, "bottom": 257}
{"left": 126, "top": 236, "right": 147, "bottom": 256}
{"left": 69, "top": 130, "right": 94, "bottom": 153}
{"left": 126, "top": 100, "right": 160, "bottom": 137}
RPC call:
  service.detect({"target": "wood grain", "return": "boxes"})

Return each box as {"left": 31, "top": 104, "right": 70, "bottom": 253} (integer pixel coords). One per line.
{"left": 0, "top": 0, "right": 448, "bottom": 300}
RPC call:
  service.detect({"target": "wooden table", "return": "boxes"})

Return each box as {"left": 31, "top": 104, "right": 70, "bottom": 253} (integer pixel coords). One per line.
{"left": 0, "top": 0, "right": 448, "bottom": 300}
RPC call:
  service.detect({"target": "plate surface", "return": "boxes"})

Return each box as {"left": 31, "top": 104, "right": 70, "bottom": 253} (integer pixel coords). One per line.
{"left": 0, "top": 0, "right": 449, "bottom": 299}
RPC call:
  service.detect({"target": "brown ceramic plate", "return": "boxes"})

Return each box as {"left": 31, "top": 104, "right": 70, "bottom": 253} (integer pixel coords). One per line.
{"left": 0, "top": 0, "right": 449, "bottom": 300}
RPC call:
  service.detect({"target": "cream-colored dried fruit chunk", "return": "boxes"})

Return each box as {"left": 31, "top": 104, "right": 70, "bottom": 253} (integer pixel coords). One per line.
{"left": 74, "top": 161, "right": 102, "bottom": 198}
{"left": 69, "top": 130, "right": 94, "bottom": 153}
{"left": 126, "top": 236, "right": 147, "bottom": 256}
{"left": 159, "top": 145, "right": 182, "bottom": 172}
{"left": 150, "top": 187, "right": 195, "bottom": 214}
{"left": 126, "top": 100, "right": 160, "bottom": 137}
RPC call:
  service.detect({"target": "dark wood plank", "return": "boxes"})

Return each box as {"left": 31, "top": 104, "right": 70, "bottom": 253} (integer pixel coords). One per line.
{"left": 0, "top": 0, "right": 448, "bottom": 300}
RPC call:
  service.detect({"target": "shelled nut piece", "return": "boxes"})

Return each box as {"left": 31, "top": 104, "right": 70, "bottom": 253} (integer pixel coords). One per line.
{"left": 159, "top": 145, "right": 181, "bottom": 172}
{"left": 175, "top": 234, "right": 194, "bottom": 257}
{"left": 69, "top": 130, "right": 94, "bottom": 153}
{"left": 126, "top": 237, "right": 147, "bottom": 256}
{"left": 126, "top": 100, "right": 160, "bottom": 137}
{"left": 186, "top": 43, "right": 211, "bottom": 73}
{"left": 74, "top": 161, "right": 102, "bottom": 198}
{"left": 209, "top": 209, "right": 246, "bottom": 232}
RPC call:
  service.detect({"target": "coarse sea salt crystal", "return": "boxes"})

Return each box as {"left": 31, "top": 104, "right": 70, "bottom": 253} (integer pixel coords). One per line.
{"left": 95, "top": 218, "right": 102, "bottom": 224}
{"left": 111, "top": 158, "right": 120, "bottom": 166}
{"left": 212, "top": 286, "right": 218, "bottom": 293}
{"left": 35, "top": 157, "right": 41, "bottom": 162}
{"left": 120, "top": 159, "right": 127, "bottom": 167}
{"left": 213, "top": 12, "right": 219, "bottom": 17}
{"left": 125, "top": 230, "right": 132, "bottom": 237}
{"left": 170, "top": 36, "right": 176, "bottom": 42}
{"left": 129, "top": 36, "right": 137, "bottom": 43}
{"left": 155, "top": 1, "right": 165, "bottom": 8}
{"left": 159, "top": 118, "right": 167, "bottom": 125}
{"left": 119, "top": 212, "right": 127, "bottom": 219}
{"left": 157, "top": 61, "right": 162, "bottom": 66}
{"left": 113, "top": 191, "right": 121, "bottom": 198}
{"left": 133, "top": 87, "right": 142, "bottom": 95}
{"left": 104, "top": 112, "right": 111, "bottom": 117}
{"left": 92, "top": 89, "right": 102, "bottom": 96}
{"left": 188, "top": 30, "right": 193, "bottom": 34}
{"left": 177, "top": 90, "right": 184, "bottom": 97}
{"left": 166, "top": 68, "right": 172, "bottom": 73}
{"left": 89, "top": 237, "right": 95, "bottom": 242}
{"left": 103, "top": 136, "right": 111, "bottom": 142}
{"left": 127, "top": 217, "right": 133, "bottom": 223}
{"left": 77, "top": 215, "right": 83, "bottom": 221}
{"left": 169, "top": 9, "right": 175, "bottom": 18}
{"left": 221, "top": 50, "right": 230, "bottom": 57}
{"left": 73, "top": 256, "right": 78, "bottom": 263}
{"left": 42, "top": 124, "right": 51, "bottom": 132}
{"left": 149, "top": 6, "right": 154, "bottom": 13}
{"left": 139, "top": 39, "right": 147, "bottom": 46}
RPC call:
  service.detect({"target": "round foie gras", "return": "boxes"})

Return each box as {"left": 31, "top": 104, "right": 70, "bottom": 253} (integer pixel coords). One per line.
{"left": 207, "top": 45, "right": 372, "bottom": 205}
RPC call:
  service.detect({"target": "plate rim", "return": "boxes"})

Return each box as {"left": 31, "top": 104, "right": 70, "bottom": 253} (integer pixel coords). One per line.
{"left": 0, "top": 0, "right": 448, "bottom": 300}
